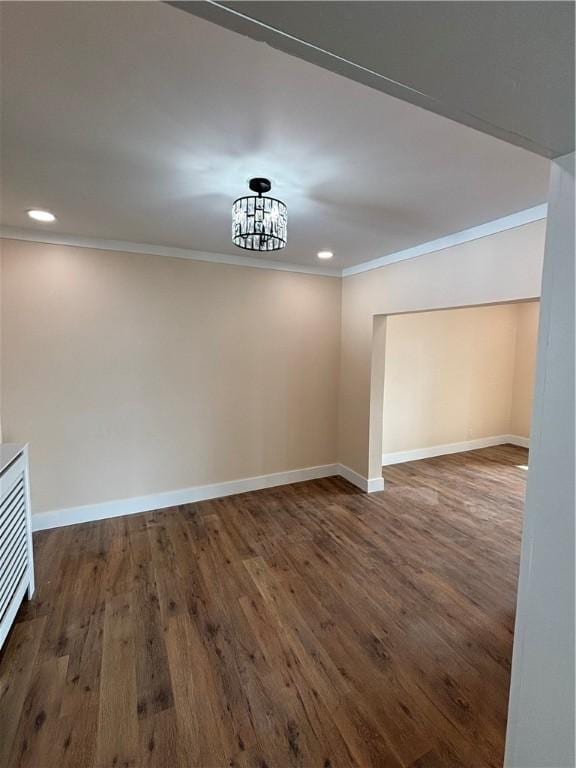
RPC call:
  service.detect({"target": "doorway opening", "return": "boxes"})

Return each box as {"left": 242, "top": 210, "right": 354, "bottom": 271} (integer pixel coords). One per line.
{"left": 380, "top": 301, "right": 539, "bottom": 468}
{"left": 368, "top": 299, "right": 540, "bottom": 759}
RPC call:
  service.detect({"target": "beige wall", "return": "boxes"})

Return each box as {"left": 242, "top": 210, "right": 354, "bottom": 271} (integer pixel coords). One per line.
{"left": 339, "top": 219, "right": 546, "bottom": 480}
{"left": 1, "top": 239, "right": 341, "bottom": 514}
{"left": 510, "top": 301, "right": 540, "bottom": 438}
{"left": 1, "top": 218, "right": 546, "bottom": 514}
{"left": 381, "top": 302, "right": 539, "bottom": 454}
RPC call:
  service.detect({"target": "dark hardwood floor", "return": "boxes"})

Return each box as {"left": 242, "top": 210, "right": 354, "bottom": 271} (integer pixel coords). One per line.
{"left": 0, "top": 445, "right": 528, "bottom": 768}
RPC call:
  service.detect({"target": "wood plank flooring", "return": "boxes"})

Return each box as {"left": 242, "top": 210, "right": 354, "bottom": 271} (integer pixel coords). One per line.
{"left": 0, "top": 445, "right": 528, "bottom": 768}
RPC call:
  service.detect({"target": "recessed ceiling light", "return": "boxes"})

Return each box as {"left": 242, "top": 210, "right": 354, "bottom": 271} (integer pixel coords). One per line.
{"left": 317, "top": 250, "right": 334, "bottom": 260}
{"left": 27, "top": 209, "right": 56, "bottom": 223}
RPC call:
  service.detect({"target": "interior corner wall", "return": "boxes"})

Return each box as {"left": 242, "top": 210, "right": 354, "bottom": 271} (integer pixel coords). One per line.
{"left": 0, "top": 239, "right": 342, "bottom": 516}
{"left": 510, "top": 301, "right": 540, "bottom": 438}
{"left": 338, "top": 219, "right": 546, "bottom": 481}
{"left": 381, "top": 304, "right": 516, "bottom": 454}
{"left": 380, "top": 301, "right": 540, "bottom": 456}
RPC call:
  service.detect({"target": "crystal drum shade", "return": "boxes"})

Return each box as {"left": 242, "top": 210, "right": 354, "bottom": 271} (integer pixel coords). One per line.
{"left": 232, "top": 180, "right": 287, "bottom": 251}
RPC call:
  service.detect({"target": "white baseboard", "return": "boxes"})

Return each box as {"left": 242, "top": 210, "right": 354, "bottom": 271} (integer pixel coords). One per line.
{"left": 381, "top": 434, "right": 530, "bottom": 466}
{"left": 31, "top": 462, "right": 383, "bottom": 531}
{"left": 507, "top": 435, "right": 530, "bottom": 449}
{"left": 31, "top": 435, "right": 529, "bottom": 532}
{"left": 338, "top": 464, "right": 385, "bottom": 493}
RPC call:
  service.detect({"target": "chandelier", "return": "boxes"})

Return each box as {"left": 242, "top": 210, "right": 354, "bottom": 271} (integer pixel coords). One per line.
{"left": 232, "top": 178, "right": 287, "bottom": 251}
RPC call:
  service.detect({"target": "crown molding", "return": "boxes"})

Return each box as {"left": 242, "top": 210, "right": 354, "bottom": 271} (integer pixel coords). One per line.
{"left": 1, "top": 202, "right": 547, "bottom": 280}
{"left": 341, "top": 203, "right": 548, "bottom": 277}
{"left": 0, "top": 228, "right": 341, "bottom": 278}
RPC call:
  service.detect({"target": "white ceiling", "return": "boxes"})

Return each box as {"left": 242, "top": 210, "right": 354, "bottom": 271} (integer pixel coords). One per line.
{"left": 0, "top": 2, "right": 550, "bottom": 271}
{"left": 183, "top": 1, "right": 574, "bottom": 158}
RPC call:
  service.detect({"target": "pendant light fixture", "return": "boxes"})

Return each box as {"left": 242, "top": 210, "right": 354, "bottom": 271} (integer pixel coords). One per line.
{"left": 232, "top": 178, "right": 287, "bottom": 251}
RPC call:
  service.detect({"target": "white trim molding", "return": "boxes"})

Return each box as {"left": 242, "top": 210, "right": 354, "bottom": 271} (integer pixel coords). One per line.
{"left": 338, "top": 464, "right": 385, "bottom": 493}
{"left": 506, "top": 435, "right": 530, "bottom": 449}
{"left": 32, "top": 464, "right": 339, "bottom": 531}
{"left": 2, "top": 203, "right": 546, "bottom": 280}
{"left": 0, "top": 228, "right": 340, "bottom": 278}
{"left": 342, "top": 204, "right": 548, "bottom": 276}
{"left": 382, "top": 434, "right": 530, "bottom": 466}
{"left": 31, "top": 462, "right": 383, "bottom": 532}
{"left": 29, "top": 435, "right": 531, "bottom": 532}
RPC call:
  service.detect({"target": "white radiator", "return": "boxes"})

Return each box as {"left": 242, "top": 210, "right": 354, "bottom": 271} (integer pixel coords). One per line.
{"left": 0, "top": 444, "right": 34, "bottom": 650}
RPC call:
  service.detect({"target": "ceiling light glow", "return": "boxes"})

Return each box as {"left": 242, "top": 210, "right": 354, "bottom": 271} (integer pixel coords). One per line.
{"left": 317, "top": 250, "right": 334, "bottom": 259}
{"left": 27, "top": 209, "right": 56, "bottom": 223}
